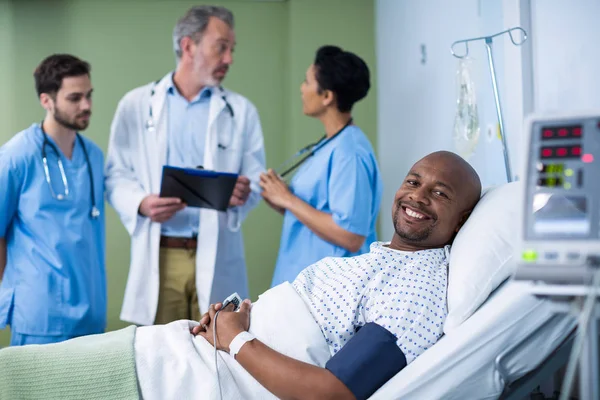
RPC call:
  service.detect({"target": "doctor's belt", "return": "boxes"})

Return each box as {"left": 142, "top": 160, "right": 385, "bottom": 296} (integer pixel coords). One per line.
{"left": 160, "top": 235, "right": 198, "bottom": 250}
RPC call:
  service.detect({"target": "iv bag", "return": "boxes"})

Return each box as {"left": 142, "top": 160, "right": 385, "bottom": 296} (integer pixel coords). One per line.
{"left": 452, "top": 58, "right": 480, "bottom": 159}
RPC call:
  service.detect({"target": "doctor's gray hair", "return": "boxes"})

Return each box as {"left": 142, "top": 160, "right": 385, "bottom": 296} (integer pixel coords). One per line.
{"left": 173, "top": 5, "right": 235, "bottom": 60}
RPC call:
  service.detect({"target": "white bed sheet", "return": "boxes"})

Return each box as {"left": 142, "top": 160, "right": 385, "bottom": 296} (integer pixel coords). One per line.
{"left": 370, "top": 280, "right": 576, "bottom": 400}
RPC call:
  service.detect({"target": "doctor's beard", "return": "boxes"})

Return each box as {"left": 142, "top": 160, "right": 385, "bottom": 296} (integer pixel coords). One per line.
{"left": 53, "top": 107, "right": 91, "bottom": 131}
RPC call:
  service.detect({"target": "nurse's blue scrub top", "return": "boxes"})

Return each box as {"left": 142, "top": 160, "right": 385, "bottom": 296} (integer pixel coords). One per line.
{"left": 271, "top": 125, "right": 383, "bottom": 287}
{"left": 0, "top": 123, "right": 106, "bottom": 336}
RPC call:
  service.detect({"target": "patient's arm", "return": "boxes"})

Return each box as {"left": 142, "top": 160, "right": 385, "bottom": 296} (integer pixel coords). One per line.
{"left": 196, "top": 302, "right": 355, "bottom": 400}
{"left": 0, "top": 238, "right": 5, "bottom": 280}
{"left": 236, "top": 338, "right": 354, "bottom": 400}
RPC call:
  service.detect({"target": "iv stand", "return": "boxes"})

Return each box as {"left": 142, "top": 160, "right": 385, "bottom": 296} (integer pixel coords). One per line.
{"left": 450, "top": 27, "right": 528, "bottom": 183}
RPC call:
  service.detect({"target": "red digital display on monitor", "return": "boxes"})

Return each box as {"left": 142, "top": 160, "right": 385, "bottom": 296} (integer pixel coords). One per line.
{"left": 540, "top": 145, "right": 584, "bottom": 159}
{"left": 541, "top": 148, "right": 553, "bottom": 158}
{"left": 540, "top": 125, "right": 583, "bottom": 141}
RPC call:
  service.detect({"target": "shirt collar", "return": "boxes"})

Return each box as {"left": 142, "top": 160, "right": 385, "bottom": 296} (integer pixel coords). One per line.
{"left": 371, "top": 241, "right": 450, "bottom": 258}
{"left": 166, "top": 72, "right": 213, "bottom": 101}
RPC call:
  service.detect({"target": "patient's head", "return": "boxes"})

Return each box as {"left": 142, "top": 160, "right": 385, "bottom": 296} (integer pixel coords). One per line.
{"left": 389, "top": 151, "right": 481, "bottom": 251}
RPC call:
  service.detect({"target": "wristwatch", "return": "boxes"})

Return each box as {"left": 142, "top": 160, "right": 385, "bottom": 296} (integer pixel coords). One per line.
{"left": 229, "top": 331, "right": 256, "bottom": 359}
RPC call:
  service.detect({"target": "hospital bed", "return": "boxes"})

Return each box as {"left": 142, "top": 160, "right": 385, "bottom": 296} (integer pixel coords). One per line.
{"left": 371, "top": 278, "right": 575, "bottom": 399}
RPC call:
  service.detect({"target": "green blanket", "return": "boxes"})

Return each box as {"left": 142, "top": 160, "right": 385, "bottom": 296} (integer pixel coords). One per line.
{"left": 0, "top": 326, "right": 139, "bottom": 400}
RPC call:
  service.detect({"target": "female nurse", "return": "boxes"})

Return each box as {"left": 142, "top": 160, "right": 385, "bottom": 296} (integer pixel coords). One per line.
{"left": 260, "top": 45, "right": 383, "bottom": 286}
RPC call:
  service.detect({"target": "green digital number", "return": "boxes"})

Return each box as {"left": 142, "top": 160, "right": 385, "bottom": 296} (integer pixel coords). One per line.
{"left": 546, "top": 164, "right": 564, "bottom": 174}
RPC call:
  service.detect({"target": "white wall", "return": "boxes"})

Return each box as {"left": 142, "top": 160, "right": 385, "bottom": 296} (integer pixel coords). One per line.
{"left": 531, "top": 0, "right": 600, "bottom": 113}
{"left": 376, "top": 0, "right": 516, "bottom": 239}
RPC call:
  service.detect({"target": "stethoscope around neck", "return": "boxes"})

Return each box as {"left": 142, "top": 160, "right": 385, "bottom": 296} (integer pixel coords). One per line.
{"left": 144, "top": 80, "right": 235, "bottom": 138}
{"left": 277, "top": 117, "right": 353, "bottom": 178}
{"left": 40, "top": 123, "right": 100, "bottom": 219}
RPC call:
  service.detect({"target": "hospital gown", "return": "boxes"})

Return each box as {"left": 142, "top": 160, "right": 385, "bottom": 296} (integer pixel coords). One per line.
{"left": 293, "top": 241, "right": 449, "bottom": 363}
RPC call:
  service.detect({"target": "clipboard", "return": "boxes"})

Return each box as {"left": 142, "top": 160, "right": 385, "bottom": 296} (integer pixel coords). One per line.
{"left": 159, "top": 166, "right": 238, "bottom": 212}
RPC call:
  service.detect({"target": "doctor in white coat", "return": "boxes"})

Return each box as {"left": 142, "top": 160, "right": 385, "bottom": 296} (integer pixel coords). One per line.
{"left": 105, "top": 5, "right": 266, "bottom": 326}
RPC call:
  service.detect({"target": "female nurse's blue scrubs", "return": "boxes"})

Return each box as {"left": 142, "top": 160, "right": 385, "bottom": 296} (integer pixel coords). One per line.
{"left": 0, "top": 123, "right": 106, "bottom": 346}
{"left": 271, "top": 125, "right": 383, "bottom": 286}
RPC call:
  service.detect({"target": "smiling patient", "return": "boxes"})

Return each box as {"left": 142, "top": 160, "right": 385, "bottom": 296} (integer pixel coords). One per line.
{"left": 0, "top": 151, "right": 481, "bottom": 400}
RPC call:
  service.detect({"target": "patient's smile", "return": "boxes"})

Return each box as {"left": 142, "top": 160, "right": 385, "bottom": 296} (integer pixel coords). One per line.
{"left": 402, "top": 206, "right": 430, "bottom": 221}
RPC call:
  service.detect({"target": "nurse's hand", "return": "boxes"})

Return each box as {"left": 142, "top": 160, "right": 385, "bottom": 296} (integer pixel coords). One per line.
{"left": 260, "top": 169, "right": 294, "bottom": 210}
{"left": 229, "top": 175, "right": 251, "bottom": 207}
{"left": 138, "top": 194, "right": 186, "bottom": 223}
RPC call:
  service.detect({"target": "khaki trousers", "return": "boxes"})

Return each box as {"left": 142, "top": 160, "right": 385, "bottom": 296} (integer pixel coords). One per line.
{"left": 154, "top": 247, "right": 202, "bottom": 324}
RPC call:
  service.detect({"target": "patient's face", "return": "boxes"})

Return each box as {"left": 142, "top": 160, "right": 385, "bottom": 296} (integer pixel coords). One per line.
{"left": 391, "top": 154, "right": 477, "bottom": 250}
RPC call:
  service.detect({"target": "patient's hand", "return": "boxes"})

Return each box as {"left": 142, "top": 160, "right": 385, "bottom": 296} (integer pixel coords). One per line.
{"left": 192, "top": 299, "right": 252, "bottom": 352}
{"left": 190, "top": 302, "right": 228, "bottom": 335}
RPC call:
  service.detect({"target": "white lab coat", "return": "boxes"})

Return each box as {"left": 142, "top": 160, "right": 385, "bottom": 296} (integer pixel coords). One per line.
{"left": 104, "top": 73, "right": 266, "bottom": 326}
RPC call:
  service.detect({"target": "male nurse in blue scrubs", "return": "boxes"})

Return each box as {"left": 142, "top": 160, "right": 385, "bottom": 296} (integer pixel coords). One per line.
{"left": 0, "top": 54, "right": 106, "bottom": 346}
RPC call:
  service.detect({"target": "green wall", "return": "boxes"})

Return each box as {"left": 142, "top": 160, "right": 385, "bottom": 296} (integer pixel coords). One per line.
{"left": 0, "top": 0, "right": 376, "bottom": 346}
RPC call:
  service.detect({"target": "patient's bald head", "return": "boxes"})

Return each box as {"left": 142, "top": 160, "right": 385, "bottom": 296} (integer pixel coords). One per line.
{"left": 390, "top": 151, "right": 481, "bottom": 251}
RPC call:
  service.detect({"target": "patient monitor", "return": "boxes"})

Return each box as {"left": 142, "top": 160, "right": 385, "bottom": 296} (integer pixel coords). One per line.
{"left": 513, "top": 112, "right": 600, "bottom": 400}
{"left": 514, "top": 112, "right": 600, "bottom": 285}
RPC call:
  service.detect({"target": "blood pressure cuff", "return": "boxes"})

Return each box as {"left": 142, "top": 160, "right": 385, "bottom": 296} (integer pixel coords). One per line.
{"left": 325, "top": 323, "right": 407, "bottom": 400}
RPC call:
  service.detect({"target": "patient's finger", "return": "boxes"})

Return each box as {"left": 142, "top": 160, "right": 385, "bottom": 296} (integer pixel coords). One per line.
{"left": 192, "top": 303, "right": 225, "bottom": 335}
{"left": 223, "top": 302, "right": 236, "bottom": 312}
{"left": 191, "top": 325, "right": 202, "bottom": 335}
{"left": 208, "top": 303, "right": 224, "bottom": 312}
{"left": 199, "top": 312, "right": 209, "bottom": 324}
{"left": 207, "top": 304, "right": 219, "bottom": 320}
{"left": 239, "top": 299, "right": 251, "bottom": 314}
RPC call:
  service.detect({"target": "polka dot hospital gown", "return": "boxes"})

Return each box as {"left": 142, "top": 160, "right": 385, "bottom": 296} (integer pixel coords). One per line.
{"left": 292, "top": 241, "right": 450, "bottom": 364}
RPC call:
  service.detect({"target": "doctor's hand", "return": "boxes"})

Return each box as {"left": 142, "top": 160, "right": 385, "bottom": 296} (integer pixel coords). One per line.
{"left": 260, "top": 169, "right": 294, "bottom": 210}
{"left": 229, "top": 176, "right": 251, "bottom": 207}
{"left": 193, "top": 300, "right": 252, "bottom": 352}
{"left": 139, "top": 194, "right": 186, "bottom": 223}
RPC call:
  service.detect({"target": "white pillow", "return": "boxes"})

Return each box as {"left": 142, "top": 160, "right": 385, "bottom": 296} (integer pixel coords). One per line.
{"left": 444, "top": 181, "right": 523, "bottom": 333}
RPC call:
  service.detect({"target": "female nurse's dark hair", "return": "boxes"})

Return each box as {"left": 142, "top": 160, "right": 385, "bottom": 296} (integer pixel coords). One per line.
{"left": 313, "top": 45, "right": 370, "bottom": 113}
